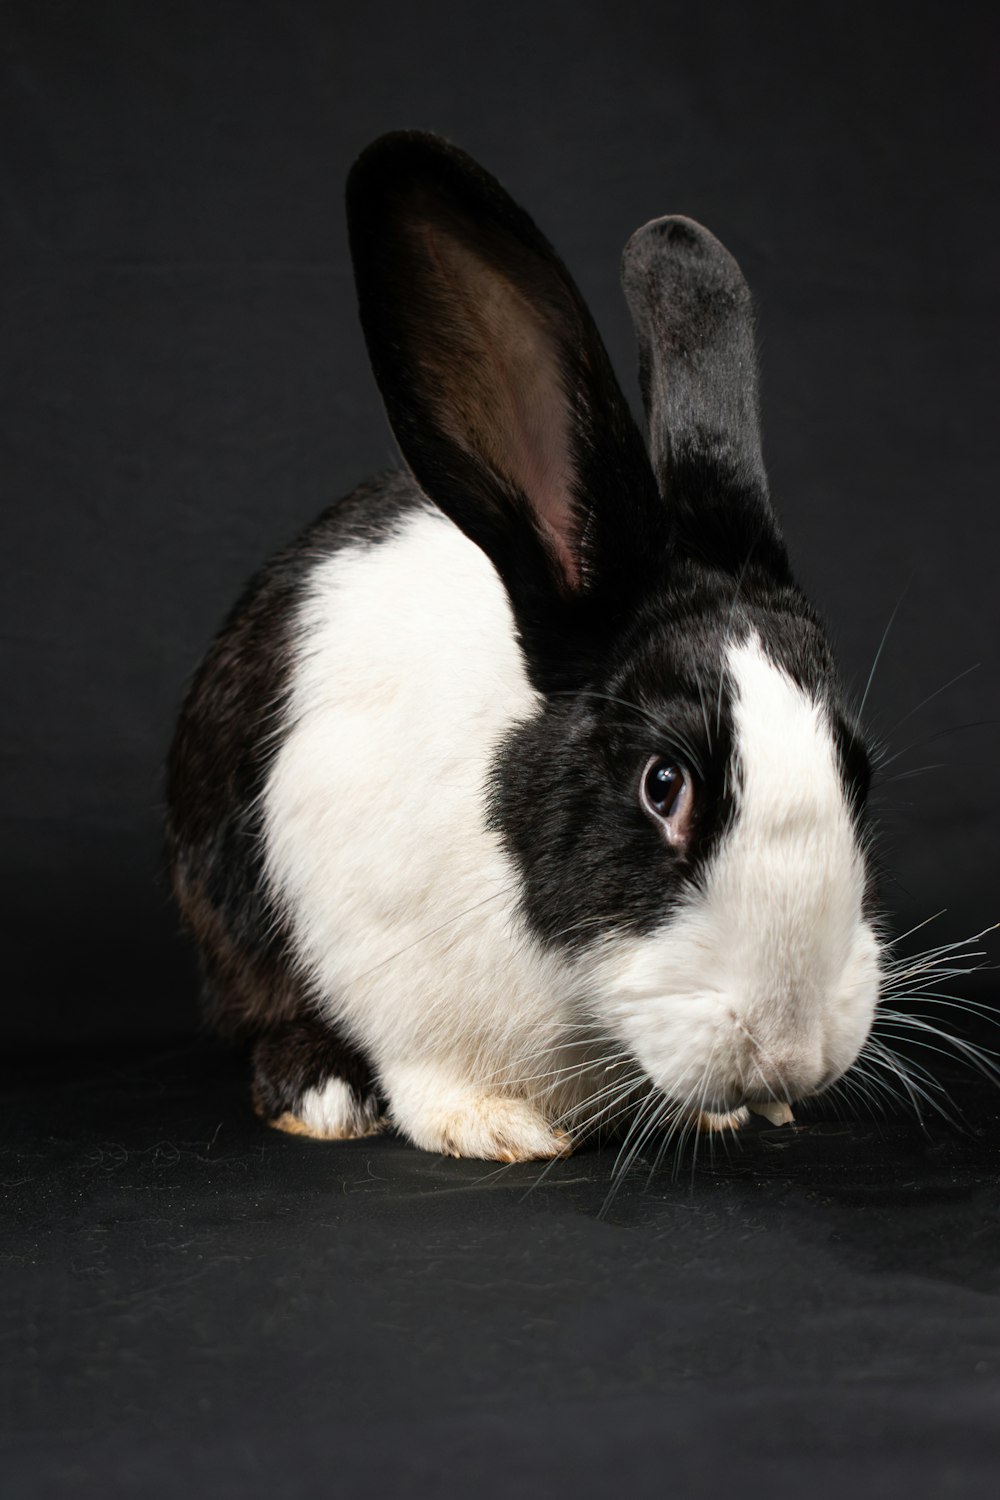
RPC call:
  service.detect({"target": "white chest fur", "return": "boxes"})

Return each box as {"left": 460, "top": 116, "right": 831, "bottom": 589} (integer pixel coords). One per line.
{"left": 262, "top": 504, "right": 587, "bottom": 1154}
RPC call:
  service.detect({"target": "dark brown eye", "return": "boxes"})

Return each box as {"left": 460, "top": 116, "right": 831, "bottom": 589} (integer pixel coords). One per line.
{"left": 640, "top": 756, "right": 694, "bottom": 844}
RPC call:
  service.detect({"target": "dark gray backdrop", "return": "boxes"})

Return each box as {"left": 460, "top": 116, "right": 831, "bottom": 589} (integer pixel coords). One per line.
{"left": 3, "top": 0, "right": 997, "bottom": 1047}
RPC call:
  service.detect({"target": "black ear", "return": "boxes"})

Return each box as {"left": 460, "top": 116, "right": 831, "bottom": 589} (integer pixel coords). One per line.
{"left": 347, "top": 132, "right": 665, "bottom": 677}
{"left": 621, "top": 216, "right": 789, "bottom": 579}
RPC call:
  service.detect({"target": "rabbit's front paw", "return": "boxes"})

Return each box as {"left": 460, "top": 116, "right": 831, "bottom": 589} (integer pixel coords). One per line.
{"left": 434, "top": 1096, "right": 574, "bottom": 1162}
{"left": 385, "top": 1065, "right": 574, "bottom": 1161}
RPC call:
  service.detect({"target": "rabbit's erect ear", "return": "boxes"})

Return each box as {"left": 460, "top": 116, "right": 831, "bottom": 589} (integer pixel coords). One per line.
{"left": 347, "top": 133, "right": 664, "bottom": 657}
{"left": 621, "top": 217, "right": 789, "bottom": 579}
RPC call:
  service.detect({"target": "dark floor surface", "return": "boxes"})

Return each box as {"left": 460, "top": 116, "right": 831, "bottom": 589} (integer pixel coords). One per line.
{"left": 3, "top": 1039, "right": 1000, "bottom": 1498}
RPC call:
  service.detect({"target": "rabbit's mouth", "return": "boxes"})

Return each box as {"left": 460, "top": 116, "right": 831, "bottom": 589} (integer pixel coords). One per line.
{"left": 688, "top": 1100, "right": 796, "bottom": 1132}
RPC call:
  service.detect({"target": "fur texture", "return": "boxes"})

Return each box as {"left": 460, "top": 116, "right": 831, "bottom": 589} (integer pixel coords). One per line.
{"left": 167, "top": 133, "right": 882, "bottom": 1161}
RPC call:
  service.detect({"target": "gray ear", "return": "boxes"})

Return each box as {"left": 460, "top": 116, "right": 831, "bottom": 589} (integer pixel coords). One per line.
{"left": 622, "top": 217, "right": 784, "bottom": 574}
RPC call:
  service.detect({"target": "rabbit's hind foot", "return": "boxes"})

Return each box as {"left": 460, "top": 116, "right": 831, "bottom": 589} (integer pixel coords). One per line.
{"left": 251, "top": 1017, "right": 385, "bottom": 1142}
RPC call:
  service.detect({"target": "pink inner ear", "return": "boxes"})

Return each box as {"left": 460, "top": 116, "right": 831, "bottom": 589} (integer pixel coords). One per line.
{"left": 414, "top": 222, "right": 584, "bottom": 590}
{"left": 502, "top": 348, "right": 581, "bottom": 588}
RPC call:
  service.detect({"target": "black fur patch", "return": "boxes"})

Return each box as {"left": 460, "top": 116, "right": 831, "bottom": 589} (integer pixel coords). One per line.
{"left": 494, "top": 559, "right": 873, "bottom": 951}
{"left": 622, "top": 215, "right": 787, "bottom": 579}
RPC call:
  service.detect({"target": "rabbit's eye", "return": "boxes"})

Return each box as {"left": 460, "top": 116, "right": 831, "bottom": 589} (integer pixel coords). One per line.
{"left": 640, "top": 757, "right": 693, "bottom": 845}
{"left": 642, "top": 759, "right": 684, "bottom": 816}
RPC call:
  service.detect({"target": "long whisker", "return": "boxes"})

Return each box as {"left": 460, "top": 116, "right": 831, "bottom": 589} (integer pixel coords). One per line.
{"left": 858, "top": 582, "right": 909, "bottom": 722}
{"left": 861, "top": 1035, "right": 963, "bottom": 1129}
{"left": 878, "top": 718, "right": 999, "bottom": 772}
{"left": 601, "top": 1090, "right": 669, "bottom": 1212}
{"left": 874, "top": 1012, "right": 1000, "bottom": 1081}
{"left": 879, "top": 662, "right": 980, "bottom": 742}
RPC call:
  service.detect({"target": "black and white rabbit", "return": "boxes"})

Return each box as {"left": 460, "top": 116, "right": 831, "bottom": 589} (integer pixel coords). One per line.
{"left": 167, "top": 132, "right": 881, "bottom": 1161}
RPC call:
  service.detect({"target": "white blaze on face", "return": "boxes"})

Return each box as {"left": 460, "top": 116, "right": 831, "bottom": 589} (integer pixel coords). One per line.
{"left": 595, "top": 633, "right": 881, "bottom": 1112}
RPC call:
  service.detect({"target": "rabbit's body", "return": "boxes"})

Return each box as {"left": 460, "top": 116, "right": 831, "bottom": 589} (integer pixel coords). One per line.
{"left": 168, "top": 134, "right": 882, "bottom": 1160}
{"left": 170, "top": 477, "right": 604, "bottom": 1157}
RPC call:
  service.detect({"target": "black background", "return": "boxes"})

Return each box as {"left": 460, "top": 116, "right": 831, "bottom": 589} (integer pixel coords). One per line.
{"left": 3, "top": 0, "right": 998, "bottom": 1048}
{"left": 3, "top": 6, "right": 1000, "bottom": 1497}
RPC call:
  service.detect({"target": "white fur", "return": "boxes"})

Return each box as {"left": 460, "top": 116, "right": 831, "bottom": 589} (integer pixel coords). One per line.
{"left": 296, "top": 1078, "right": 383, "bottom": 1139}
{"left": 590, "top": 633, "right": 880, "bottom": 1112}
{"left": 263, "top": 505, "right": 588, "bottom": 1158}
{"left": 264, "top": 518, "right": 879, "bottom": 1154}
